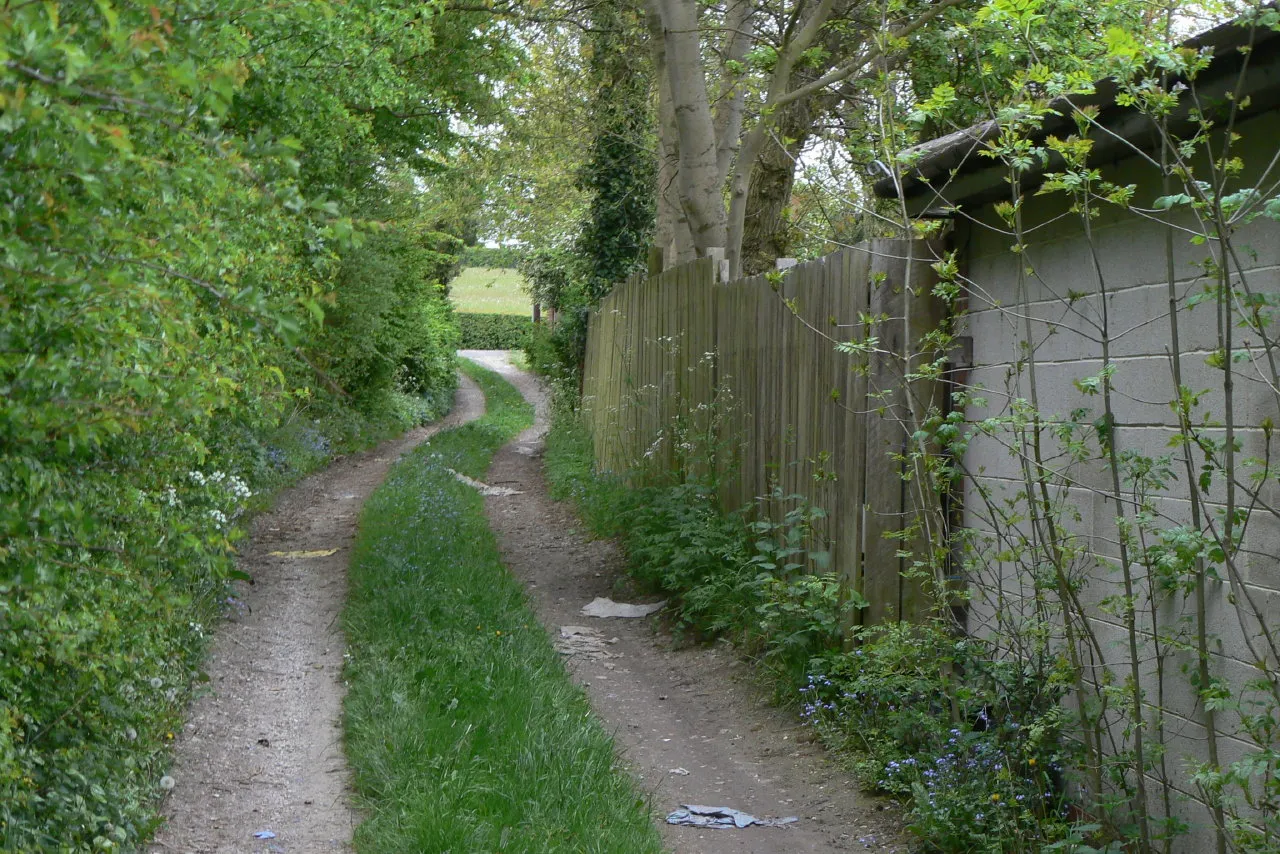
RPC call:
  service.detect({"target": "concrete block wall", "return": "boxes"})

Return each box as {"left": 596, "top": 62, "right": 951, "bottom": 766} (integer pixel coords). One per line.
{"left": 953, "top": 107, "right": 1280, "bottom": 846}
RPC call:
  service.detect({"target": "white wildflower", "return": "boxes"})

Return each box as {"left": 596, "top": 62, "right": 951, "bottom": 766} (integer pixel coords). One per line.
{"left": 228, "top": 476, "right": 252, "bottom": 499}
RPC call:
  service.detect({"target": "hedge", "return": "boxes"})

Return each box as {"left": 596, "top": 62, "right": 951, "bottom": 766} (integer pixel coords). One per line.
{"left": 457, "top": 312, "right": 536, "bottom": 349}
{"left": 460, "top": 245, "right": 524, "bottom": 268}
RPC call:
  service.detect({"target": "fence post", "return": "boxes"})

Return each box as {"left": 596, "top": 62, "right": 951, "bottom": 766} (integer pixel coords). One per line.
{"left": 706, "top": 247, "right": 728, "bottom": 283}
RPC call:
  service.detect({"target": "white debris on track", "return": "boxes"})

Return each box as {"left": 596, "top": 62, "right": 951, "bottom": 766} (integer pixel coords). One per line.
{"left": 556, "top": 625, "right": 621, "bottom": 660}
{"left": 447, "top": 467, "right": 523, "bottom": 496}
{"left": 666, "top": 804, "right": 800, "bottom": 829}
{"left": 580, "top": 597, "right": 667, "bottom": 618}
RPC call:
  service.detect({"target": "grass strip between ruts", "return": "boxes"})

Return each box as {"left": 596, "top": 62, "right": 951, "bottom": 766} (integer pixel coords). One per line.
{"left": 342, "top": 360, "right": 664, "bottom": 854}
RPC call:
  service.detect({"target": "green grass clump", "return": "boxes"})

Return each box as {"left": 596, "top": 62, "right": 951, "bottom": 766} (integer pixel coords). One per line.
{"left": 542, "top": 410, "right": 631, "bottom": 537}
{"left": 342, "top": 362, "right": 663, "bottom": 854}
{"left": 449, "top": 266, "right": 532, "bottom": 315}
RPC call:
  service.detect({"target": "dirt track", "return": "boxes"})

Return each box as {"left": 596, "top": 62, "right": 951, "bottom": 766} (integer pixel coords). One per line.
{"left": 152, "top": 353, "right": 905, "bottom": 853}
{"left": 468, "top": 350, "right": 907, "bottom": 854}
{"left": 149, "top": 378, "right": 484, "bottom": 854}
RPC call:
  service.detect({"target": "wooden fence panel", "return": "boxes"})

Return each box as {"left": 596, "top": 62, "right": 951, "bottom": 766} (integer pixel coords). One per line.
{"left": 859, "top": 239, "right": 947, "bottom": 624}
{"left": 836, "top": 249, "right": 871, "bottom": 605}
{"left": 862, "top": 240, "right": 911, "bottom": 624}
{"left": 582, "top": 241, "right": 940, "bottom": 625}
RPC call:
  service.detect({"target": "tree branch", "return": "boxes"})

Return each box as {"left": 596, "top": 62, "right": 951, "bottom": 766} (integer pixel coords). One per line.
{"left": 771, "top": 0, "right": 972, "bottom": 112}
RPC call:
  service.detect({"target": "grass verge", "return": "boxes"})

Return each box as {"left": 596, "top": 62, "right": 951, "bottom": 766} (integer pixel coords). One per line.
{"left": 342, "top": 361, "right": 664, "bottom": 854}
{"left": 542, "top": 404, "right": 631, "bottom": 538}
{"left": 449, "top": 266, "right": 531, "bottom": 314}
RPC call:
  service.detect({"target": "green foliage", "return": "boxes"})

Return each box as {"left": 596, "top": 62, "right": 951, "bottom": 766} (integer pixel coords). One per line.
{"left": 510, "top": 2, "right": 655, "bottom": 381}
{"left": 518, "top": 248, "right": 592, "bottom": 377}
{"left": 543, "top": 392, "right": 633, "bottom": 534}
{"left": 0, "top": 0, "right": 508, "bottom": 847}
{"left": 623, "top": 481, "right": 757, "bottom": 631}
{"left": 756, "top": 572, "right": 857, "bottom": 685}
{"left": 902, "top": 0, "right": 1147, "bottom": 133}
{"left": 342, "top": 362, "right": 662, "bottom": 853}
{"left": 520, "top": 247, "right": 582, "bottom": 313}
{"left": 319, "top": 229, "right": 460, "bottom": 407}
{"left": 456, "top": 313, "right": 536, "bottom": 350}
{"left": 804, "top": 624, "right": 1077, "bottom": 853}
{"left": 572, "top": 1, "right": 656, "bottom": 301}
{"left": 522, "top": 323, "right": 569, "bottom": 380}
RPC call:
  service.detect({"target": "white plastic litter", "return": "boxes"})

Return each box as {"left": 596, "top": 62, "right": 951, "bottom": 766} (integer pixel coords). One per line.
{"left": 556, "top": 626, "right": 620, "bottom": 660}
{"left": 447, "top": 469, "right": 522, "bottom": 496}
{"left": 580, "top": 597, "right": 666, "bottom": 618}
{"left": 665, "top": 805, "right": 798, "bottom": 829}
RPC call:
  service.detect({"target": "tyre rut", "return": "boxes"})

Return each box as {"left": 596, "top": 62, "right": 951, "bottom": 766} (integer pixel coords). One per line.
{"left": 149, "top": 376, "right": 485, "bottom": 854}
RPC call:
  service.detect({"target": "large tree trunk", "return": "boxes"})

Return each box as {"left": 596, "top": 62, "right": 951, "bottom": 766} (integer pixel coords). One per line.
{"left": 725, "top": 0, "right": 835, "bottom": 278}
{"left": 713, "top": 0, "right": 753, "bottom": 183}
{"left": 739, "top": 95, "right": 815, "bottom": 275}
{"left": 647, "top": 6, "right": 696, "bottom": 265}
{"left": 654, "top": 0, "right": 727, "bottom": 256}
{"left": 659, "top": 64, "right": 697, "bottom": 263}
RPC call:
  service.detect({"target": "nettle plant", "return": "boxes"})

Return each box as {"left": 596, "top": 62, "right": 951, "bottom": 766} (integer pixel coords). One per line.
{"left": 869, "top": 5, "right": 1280, "bottom": 853}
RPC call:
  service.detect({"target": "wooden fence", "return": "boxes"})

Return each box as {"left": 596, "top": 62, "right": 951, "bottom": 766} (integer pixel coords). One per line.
{"left": 581, "top": 239, "right": 946, "bottom": 624}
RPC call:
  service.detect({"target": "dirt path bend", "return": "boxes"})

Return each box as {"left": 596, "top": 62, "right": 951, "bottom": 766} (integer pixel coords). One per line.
{"left": 149, "top": 377, "right": 485, "bottom": 854}
{"left": 468, "top": 350, "right": 908, "bottom": 854}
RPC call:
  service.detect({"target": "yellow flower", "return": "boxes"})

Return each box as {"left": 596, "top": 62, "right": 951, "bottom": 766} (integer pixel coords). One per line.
{"left": 1028, "top": 758, "right": 1037, "bottom": 767}
{"left": 990, "top": 793, "right": 1001, "bottom": 802}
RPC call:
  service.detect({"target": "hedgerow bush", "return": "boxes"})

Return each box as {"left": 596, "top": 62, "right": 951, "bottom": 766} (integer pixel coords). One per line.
{"left": 0, "top": 0, "right": 503, "bottom": 848}
{"left": 319, "top": 229, "right": 461, "bottom": 406}
{"left": 457, "top": 312, "right": 536, "bottom": 349}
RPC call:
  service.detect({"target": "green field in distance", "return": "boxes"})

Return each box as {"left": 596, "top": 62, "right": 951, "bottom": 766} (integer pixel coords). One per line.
{"left": 450, "top": 267, "right": 531, "bottom": 315}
